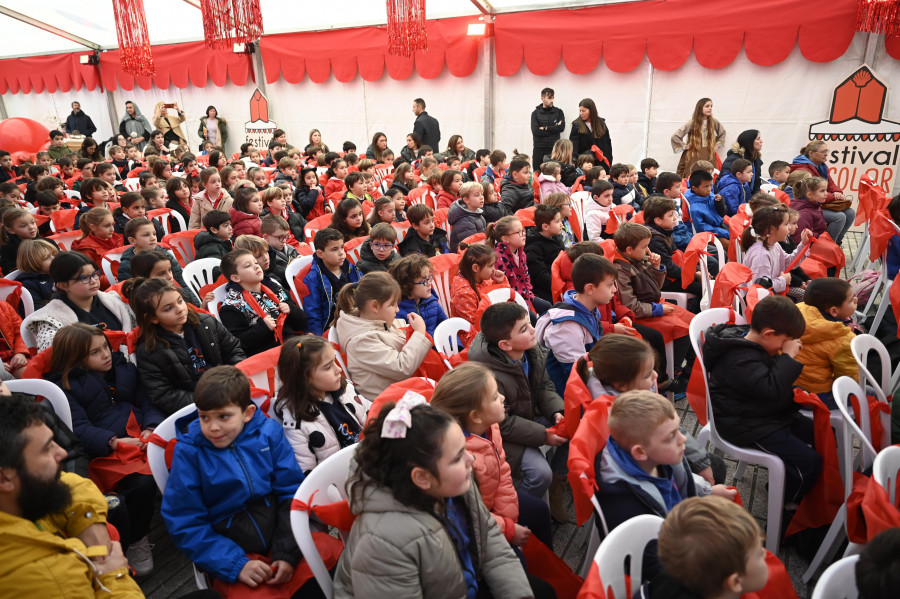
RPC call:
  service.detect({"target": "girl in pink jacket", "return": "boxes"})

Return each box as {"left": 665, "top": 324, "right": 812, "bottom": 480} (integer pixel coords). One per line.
{"left": 430, "top": 362, "right": 553, "bottom": 551}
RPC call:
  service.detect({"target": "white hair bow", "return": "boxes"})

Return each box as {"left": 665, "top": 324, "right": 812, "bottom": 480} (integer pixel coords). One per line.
{"left": 381, "top": 392, "right": 427, "bottom": 439}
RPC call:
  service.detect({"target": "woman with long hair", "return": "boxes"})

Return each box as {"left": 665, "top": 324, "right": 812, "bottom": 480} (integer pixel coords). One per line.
{"left": 568, "top": 98, "right": 613, "bottom": 167}
{"left": 401, "top": 132, "right": 422, "bottom": 163}
{"left": 197, "top": 105, "right": 228, "bottom": 152}
{"left": 671, "top": 98, "right": 726, "bottom": 178}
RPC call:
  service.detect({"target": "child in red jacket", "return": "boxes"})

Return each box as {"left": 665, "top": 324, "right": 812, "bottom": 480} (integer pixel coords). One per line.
{"left": 229, "top": 185, "right": 263, "bottom": 238}
{"left": 71, "top": 208, "right": 123, "bottom": 266}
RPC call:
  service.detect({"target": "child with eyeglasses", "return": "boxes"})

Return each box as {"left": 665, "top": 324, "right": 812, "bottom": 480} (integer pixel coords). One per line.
{"left": 389, "top": 254, "right": 448, "bottom": 337}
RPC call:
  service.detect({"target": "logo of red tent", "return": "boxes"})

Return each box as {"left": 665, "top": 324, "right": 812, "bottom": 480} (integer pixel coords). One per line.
{"left": 250, "top": 89, "right": 269, "bottom": 123}
{"left": 830, "top": 66, "right": 885, "bottom": 125}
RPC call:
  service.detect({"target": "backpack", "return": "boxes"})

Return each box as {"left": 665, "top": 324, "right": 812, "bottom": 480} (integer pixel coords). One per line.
{"left": 847, "top": 269, "right": 881, "bottom": 306}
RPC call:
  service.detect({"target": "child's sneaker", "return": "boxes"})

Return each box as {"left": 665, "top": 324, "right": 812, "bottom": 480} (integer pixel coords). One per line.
{"left": 125, "top": 535, "right": 154, "bottom": 576}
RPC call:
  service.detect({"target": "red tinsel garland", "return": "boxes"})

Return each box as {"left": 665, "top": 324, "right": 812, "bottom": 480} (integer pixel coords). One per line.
{"left": 387, "top": 0, "right": 428, "bottom": 57}
{"left": 112, "top": 0, "right": 155, "bottom": 76}
{"left": 200, "top": 0, "right": 264, "bottom": 50}
{"left": 857, "top": 0, "right": 900, "bottom": 35}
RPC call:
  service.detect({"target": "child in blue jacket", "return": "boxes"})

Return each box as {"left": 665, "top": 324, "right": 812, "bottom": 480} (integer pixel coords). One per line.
{"left": 302, "top": 228, "right": 361, "bottom": 336}
{"left": 161, "top": 366, "right": 313, "bottom": 591}
{"left": 714, "top": 158, "right": 753, "bottom": 217}
{"left": 685, "top": 170, "right": 729, "bottom": 238}
{"left": 390, "top": 253, "right": 448, "bottom": 336}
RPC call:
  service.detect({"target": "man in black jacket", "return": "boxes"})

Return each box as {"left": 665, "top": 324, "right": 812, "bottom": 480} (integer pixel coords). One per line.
{"left": 64, "top": 101, "right": 97, "bottom": 138}
{"left": 531, "top": 88, "right": 565, "bottom": 164}
{"left": 412, "top": 98, "right": 440, "bottom": 151}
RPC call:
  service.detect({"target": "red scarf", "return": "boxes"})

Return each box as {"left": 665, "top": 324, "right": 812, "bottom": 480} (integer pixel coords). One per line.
{"left": 243, "top": 285, "right": 287, "bottom": 343}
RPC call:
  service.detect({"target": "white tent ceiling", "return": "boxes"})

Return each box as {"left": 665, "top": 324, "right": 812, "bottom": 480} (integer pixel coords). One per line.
{"left": 0, "top": 0, "right": 626, "bottom": 59}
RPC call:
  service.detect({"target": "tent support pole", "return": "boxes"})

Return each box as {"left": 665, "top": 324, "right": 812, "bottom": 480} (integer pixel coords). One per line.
{"left": 863, "top": 33, "right": 879, "bottom": 67}
{"left": 104, "top": 91, "right": 119, "bottom": 140}
{"left": 642, "top": 62, "right": 655, "bottom": 162}
{"left": 0, "top": 6, "right": 100, "bottom": 51}
{"left": 482, "top": 17, "right": 495, "bottom": 149}
{"left": 0, "top": 95, "right": 7, "bottom": 120}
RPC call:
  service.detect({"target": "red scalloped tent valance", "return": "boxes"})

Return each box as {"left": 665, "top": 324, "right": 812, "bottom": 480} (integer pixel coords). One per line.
{"left": 0, "top": 0, "right": 882, "bottom": 94}
{"left": 259, "top": 16, "right": 478, "bottom": 84}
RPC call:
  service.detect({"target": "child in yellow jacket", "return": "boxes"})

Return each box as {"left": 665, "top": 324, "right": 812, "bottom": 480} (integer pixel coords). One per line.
{"left": 794, "top": 278, "right": 858, "bottom": 407}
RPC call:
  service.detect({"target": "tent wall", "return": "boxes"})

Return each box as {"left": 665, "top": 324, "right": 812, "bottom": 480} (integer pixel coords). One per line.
{"left": 0, "top": 31, "right": 894, "bottom": 189}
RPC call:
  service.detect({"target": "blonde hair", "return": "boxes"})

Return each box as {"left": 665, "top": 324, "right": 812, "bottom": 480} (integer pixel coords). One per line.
{"left": 690, "top": 159, "right": 715, "bottom": 173}
{"left": 261, "top": 186, "right": 285, "bottom": 207}
{"left": 485, "top": 215, "right": 521, "bottom": 248}
{"left": 459, "top": 181, "right": 482, "bottom": 200}
{"left": 542, "top": 192, "right": 570, "bottom": 209}
{"left": 78, "top": 207, "right": 112, "bottom": 239}
{"left": 335, "top": 272, "right": 401, "bottom": 322}
{"left": 17, "top": 238, "right": 58, "bottom": 272}
{"left": 782, "top": 169, "right": 809, "bottom": 192}
{"left": 608, "top": 389, "right": 675, "bottom": 451}
{"left": 233, "top": 234, "right": 269, "bottom": 256}
{"left": 659, "top": 496, "right": 763, "bottom": 597}
{"left": 429, "top": 363, "right": 495, "bottom": 427}
{"left": 550, "top": 139, "right": 574, "bottom": 165}
{"left": 794, "top": 176, "right": 826, "bottom": 201}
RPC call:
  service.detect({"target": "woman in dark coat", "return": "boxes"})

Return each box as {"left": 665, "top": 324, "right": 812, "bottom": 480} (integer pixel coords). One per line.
{"left": 568, "top": 98, "right": 613, "bottom": 168}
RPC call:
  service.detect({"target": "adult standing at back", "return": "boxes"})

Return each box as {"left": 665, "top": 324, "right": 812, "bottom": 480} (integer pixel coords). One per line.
{"left": 531, "top": 88, "right": 565, "bottom": 164}
{"left": 790, "top": 140, "right": 855, "bottom": 246}
{"left": 569, "top": 98, "right": 612, "bottom": 168}
{"left": 153, "top": 101, "right": 188, "bottom": 148}
{"left": 198, "top": 105, "right": 228, "bottom": 153}
{"left": 412, "top": 98, "right": 440, "bottom": 151}
{"left": 64, "top": 101, "right": 97, "bottom": 138}
{"left": 671, "top": 98, "right": 726, "bottom": 178}
{"left": 720, "top": 130, "right": 763, "bottom": 194}
{"left": 119, "top": 101, "right": 152, "bottom": 151}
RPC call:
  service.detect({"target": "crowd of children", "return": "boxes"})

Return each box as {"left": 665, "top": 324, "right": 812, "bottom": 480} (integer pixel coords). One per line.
{"left": 1, "top": 124, "right": 898, "bottom": 599}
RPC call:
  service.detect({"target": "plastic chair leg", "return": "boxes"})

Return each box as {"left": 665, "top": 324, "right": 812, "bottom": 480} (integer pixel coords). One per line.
{"left": 802, "top": 504, "right": 847, "bottom": 583}
{"left": 868, "top": 290, "right": 891, "bottom": 336}
{"left": 664, "top": 341, "right": 674, "bottom": 401}
{"left": 580, "top": 516, "right": 602, "bottom": 578}
{"left": 697, "top": 424, "right": 710, "bottom": 449}
{"left": 734, "top": 461, "right": 748, "bottom": 481}
{"left": 764, "top": 461, "right": 785, "bottom": 555}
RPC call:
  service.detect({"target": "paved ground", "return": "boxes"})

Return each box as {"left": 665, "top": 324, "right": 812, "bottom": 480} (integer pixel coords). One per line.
{"left": 141, "top": 231, "right": 883, "bottom": 598}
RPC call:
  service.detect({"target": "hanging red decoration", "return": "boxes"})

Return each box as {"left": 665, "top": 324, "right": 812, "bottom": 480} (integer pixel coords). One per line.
{"left": 112, "top": 0, "right": 155, "bottom": 76}
{"left": 856, "top": 0, "right": 900, "bottom": 35}
{"left": 387, "top": 0, "right": 428, "bottom": 57}
{"left": 200, "top": 0, "right": 264, "bottom": 50}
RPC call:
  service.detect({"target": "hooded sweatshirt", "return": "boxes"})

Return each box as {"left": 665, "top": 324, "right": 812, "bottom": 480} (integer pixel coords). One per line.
{"left": 118, "top": 102, "right": 153, "bottom": 151}
{"left": 794, "top": 302, "right": 858, "bottom": 393}
{"left": 447, "top": 199, "right": 486, "bottom": 252}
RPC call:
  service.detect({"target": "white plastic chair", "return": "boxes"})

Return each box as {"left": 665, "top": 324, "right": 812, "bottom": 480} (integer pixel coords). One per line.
{"left": 0, "top": 280, "right": 34, "bottom": 316}
{"left": 802, "top": 376, "right": 876, "bottom": 582}
{"left": 64, "top": 189, "right": 81, "bottom": 200}
{"left": 592, "top": 514, "right": 664, "bottom": 599}
{"left": 146, "top": 403, "right": 209, "bottom": 590}
{"left": 433, "top": 317, "right": 471, "bottom": 357}
{"left": 19, "top": 318, "right": 37, "bottom": 351}
{"left": 207, "top": 285, "right": 229, "bottom": 320}
{"left": 7, "top": 379, "right": 73, "bottom": 431}
{"left": 859, "top": 219, "right": 899, "bottom": 333}
{"left": 570, "top": 191, "right": 589, "bottom": 239}
{"left": 49, "top": 230, "right": 81, "bottom": 251}
{"left": 124, "top": 178, "right": 141, "bottom": 192}
{"left": 658, "top": 290, "right": 694, "bottom": 399}
{"left": 150, "top": 209, "right": 187, "bottom": 237}
{"left": 689, "top": 308, "right": 786, "bottom": 554}
{"left": 873, "top": 445, "right": 900, "bottom": 505}
{"left": 4, "top": 269, "right": 21, "bottom": 280}
{"left": 810, "top": 555, "right": 859, "bottom": 599}
{"left": 485, "top": 287, "right": 528, "bottom": 310}
{"left": 850, "top": 334, "right": 892, "bottom": 450}
{"left": 430, "top": 254, "right": 459, "bottom": 317}
{"left": 327, "top": 327, "right": 351, "bottom": 380}
{"left": 286, "top": 255, "right": 314, "bottom": 306}
{"left": 100, "top": 247, "right": 129, "bottom": 285}
{"left": 290, "top": 444, "right": 358, "bottom": 599}
{"left": 182, "top": 258, "right": 222, "bottom": 299}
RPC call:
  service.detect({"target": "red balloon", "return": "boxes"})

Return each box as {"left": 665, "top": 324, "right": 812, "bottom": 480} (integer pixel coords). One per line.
{"left": 0, "top": 118, "right": 51, "bottom": 154}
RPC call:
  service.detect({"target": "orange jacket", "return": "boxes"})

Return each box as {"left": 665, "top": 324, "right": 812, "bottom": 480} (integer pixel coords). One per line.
{"left": 0, "top": 301, "right": 28, "bottom": 358}
{"left": 71, "top": 233, "right": 124, "bottom": 265}
{"left": 467, "top": 424, "right": 519, "bottom": 541}
{"left": 449, "top": 274, "right": 508, "bottom": 346}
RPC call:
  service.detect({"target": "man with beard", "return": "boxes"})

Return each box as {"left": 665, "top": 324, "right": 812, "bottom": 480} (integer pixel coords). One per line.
{"left": 531, "top": 88, "right": 565, "bottom": 164}
{"left": 0, "top": 395, "right": 143, "bottom": 597}
{"left": 65, "top": 101, "right": 97, "bottom": 138}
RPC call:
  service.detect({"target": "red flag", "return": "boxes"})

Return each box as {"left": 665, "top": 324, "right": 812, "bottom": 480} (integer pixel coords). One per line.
{"left": 88, "top": 411, "right": 151, "bottom": 493}
{"left": 521, "top": 536, "right": 584, "bottom": 598}
{"left": 681, "top": 232, "right": 714, "bottom": 289}
{"left": 709, "top": 262, "right": 752, "bottom": 309}
{"left": 868, "top": 209, "right": 897, "bottom": 262}
{"left": 567, "top": 399, "right": 612, "bottom": 526}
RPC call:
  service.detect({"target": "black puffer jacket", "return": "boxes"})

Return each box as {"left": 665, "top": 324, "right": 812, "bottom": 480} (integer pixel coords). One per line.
{"left": 355, "top": 239, "right": 398, "bottom": 275}
{"left": 136, "top": 313, "right": 246, "bottom": 415}
{"left": 524, "top": 229, "right": 564, "bottom": 304}
{"left": 531, "top": 104, "right": 566, "bottom": 149}
{"left": 569, "top": 119, "right": 613, "bottom": 166}
{"left": 499, "top": 178, "right": 535, "bottom": 215}
{"left": 702, "top": 324, "right": 804, "bottom": 446}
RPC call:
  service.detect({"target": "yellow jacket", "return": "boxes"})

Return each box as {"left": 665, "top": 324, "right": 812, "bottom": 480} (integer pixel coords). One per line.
{"left": 794, "top": 302, "right": 858, "bottom": 394}
{"left": 0, "top": 472, "right": 144, "bottom": 598}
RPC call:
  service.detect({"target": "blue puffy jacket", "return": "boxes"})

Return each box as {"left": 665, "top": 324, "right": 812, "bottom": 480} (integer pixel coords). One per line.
{"left": 45, "top": 352, "right": 164, "bottom": 458}
{"left": 684, "top": 189, "right": 729, "bottom": 238}
{"left": 161, "top": 408, "right": 305, "bottom": 583}
{"left": 302, "top": 256, "right": 361, "bottom": 336}
{"left": 397, "top": 290, "right": 447, "bottom": 336}
{"left": 714, "top": 172, "right": 749, "bottom": 217}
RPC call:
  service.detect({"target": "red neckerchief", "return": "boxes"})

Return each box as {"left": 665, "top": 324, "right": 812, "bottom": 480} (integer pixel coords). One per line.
{"left": 209, "top": 190, "right": 224, "bottom": 210}
{"left": 242, "top": 285, "right": 287, "bottom": 343}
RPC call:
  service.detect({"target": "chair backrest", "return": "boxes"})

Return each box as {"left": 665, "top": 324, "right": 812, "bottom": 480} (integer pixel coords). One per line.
{"left": 148, "top": 208, "right": 187, "bottom": 236}
{"left": 236, "top": 346, "right": 282, "bottom": 398}
{"left": 486, "top": 287, "right": 528, "bottom": 310}
{"left": 48, "top": 230, "right": 82, "bottom": 251}
{"left": 430, "top": 253, "right": 460, "bottom": 316}
{"left": 124, "top": 178, "right": 141, "bottom": 192}
{"left": 19, "top": 317, "right": 37, "bottom": 351}
{"left": 7, "top": 379, "right": 73, "bottom": 431}
{"left": 433, "top": 317, "right": 471, "bottom": 357}
{"left": 872, "top": 445, "right": 900, "bottom": 506}
{"left": 593, "top": 514, "right": 664, "bottom": 599}
{"left": 100, "top": 245, "right": 131, "bottom": 285}
{"left": 391, "top": 221, "right": 411, "bottom": 243}
{"left": 810, "top": 554, "right": 858, "bottom": 599}
{"left": 162, "top": 229, "right": 201, "bottom": 266}
{"left": 146, "top": 403, "right": 195, "bottom": 492}
{"left": 4, "top": 269, "right": 21, "bottom": 280}
{"left": 305, "top": 214, "right": 334, "bottom": 249}
{"left": 327, "top": 326, "right": 351, "bottom": 379}
{"left": 64, "top": 189, "right": 81, "bottom": 200}
{"left": 833, "top": 376, "right": 878, "bottom": 480}
{"left": 290, "top": 445, "right": 358, "bottom": 599}
{"left": 344, "top": 236, "right": 369, "bottom": 266}
{"left": 0, "top": 278, "right": 34, "bottom": 316}
{"left": 850, "top": 334, "right": 892, "bottom": 450}
{"left": 182, "top": 258, "right": 223, "bottom": 299}
{"left": 208, "top": 285, "right": 229, "bottom": 319}
{"left": 286, "top": 255, "right": 315, "bottom": 306}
